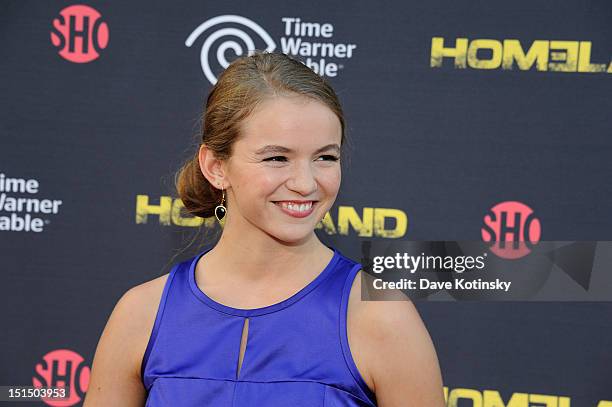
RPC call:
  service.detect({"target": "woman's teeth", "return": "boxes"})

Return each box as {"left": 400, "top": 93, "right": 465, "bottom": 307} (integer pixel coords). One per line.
{"left": 278, "top": 201, "right": 313, "bottom": 212}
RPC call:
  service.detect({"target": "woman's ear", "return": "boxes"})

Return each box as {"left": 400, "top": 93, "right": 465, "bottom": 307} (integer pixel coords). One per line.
{"left": 198, "top": 145, "right": 227, "bottom": 189}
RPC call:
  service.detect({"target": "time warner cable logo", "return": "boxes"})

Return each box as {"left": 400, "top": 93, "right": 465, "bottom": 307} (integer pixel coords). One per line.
{"left": 186, "top": 15, "right": 357, "bottom": 84}
{"left": 0, "top": 172, "right": 63, "bottom": 232}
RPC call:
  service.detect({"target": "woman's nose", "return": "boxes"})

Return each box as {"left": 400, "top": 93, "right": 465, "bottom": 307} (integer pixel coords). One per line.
{"left": 286, "top": 162, "right": 318, "bottom": 195}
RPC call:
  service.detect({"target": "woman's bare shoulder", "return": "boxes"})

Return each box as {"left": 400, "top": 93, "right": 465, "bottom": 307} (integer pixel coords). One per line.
{"left": 83, "top": 273, "right": 169, "bottom": 406}
{"left": 346, "top": 271, "right": 406, "bottom": 392}
{"left": 121, "top": 273, "right": 171, "bottom": 371}
{"left": 114, "top": 273, "right": 171, "bottom": 350}
{"left": 128, "top": 273, "right": 170, "bottom": 318}
{"left": 346, "top": 270, "right": 445, "bottom": 406}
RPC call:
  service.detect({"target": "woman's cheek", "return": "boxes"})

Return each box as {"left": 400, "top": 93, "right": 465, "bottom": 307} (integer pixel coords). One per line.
{"left": 321, "top": 167, "right": 341, "bottom": 190}
{"left": 259, "top": 168, "right": 287, "bottom": 187}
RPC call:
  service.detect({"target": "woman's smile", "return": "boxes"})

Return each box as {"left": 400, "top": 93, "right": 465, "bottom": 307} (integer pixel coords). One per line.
{"left": 272, "top": 200, "right": 317, "bottom": 218}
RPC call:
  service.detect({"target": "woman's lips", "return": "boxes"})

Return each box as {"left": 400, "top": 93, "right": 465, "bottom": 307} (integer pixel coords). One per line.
{"left": 272, "top": 201, "right": 317, "bottom": 218}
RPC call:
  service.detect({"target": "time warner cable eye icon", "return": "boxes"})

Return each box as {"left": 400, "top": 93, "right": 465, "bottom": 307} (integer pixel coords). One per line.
{"left": 185, "top": 15, "right": 276, "bottom": 85}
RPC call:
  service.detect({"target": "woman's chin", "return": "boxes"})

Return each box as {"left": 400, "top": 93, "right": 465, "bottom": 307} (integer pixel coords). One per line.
{"left": 268, "top": 227, "right": 315, "bottom": 246}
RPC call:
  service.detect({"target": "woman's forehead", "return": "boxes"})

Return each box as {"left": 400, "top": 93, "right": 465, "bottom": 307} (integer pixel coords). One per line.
{"left": 237, "top": 96, "right": 342, "bottom": 149}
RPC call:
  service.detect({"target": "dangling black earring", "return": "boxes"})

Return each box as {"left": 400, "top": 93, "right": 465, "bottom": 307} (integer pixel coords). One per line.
{"left": 214, "top": 187, "right": 226, "bottom": 222}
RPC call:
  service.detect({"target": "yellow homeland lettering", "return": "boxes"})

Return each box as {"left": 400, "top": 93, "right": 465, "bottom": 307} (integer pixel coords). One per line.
{"left": 447, "top": 388, "right": 482, "bottom": 407}
{"left": 467, "top": 39, "right": 503, "bottom": 69}
{"left": 136, "top": 195, "right": 408, "bottom": 238}
{"left": 529, "top": 394, "right": 570, "bottom": 407}
{"left": 443, "top": 387, "right": 572, "bottom": 407}
{"left": 316, "top": 211, "right": 337, "bottom": 234}
{"left": 431, "top": 37, "right": 611, "bottom": 73}
{"left": 483, "top": 390, "right": 528, "bottom": 407}
{"left": 578, "top": 41, "right": 608, "bottom": 72}
{"left": 135, "top": 195, "right": 172, "bottom": 225}
{"left": 319, "top": 206, "right": 407, "bottom": 237}
{"left": 136, "top": 196, "right": 407, "bottom": 237}
{"left": 502, "top": 39, "right": 548, "bottom": 71}
{"left": 374, "top": 208, "right": 407, "bottom": 238}
{"left": 336, "top": 206, "right": 374, "bottom": 236}
{"left": 548, "top": 41, "right": 579, "bottom": 72}
{"left": 431, "top": 37, "right": 468, "bottom": 68}
{"left": 135, "top": 195, "right": 214, "bottom": 227}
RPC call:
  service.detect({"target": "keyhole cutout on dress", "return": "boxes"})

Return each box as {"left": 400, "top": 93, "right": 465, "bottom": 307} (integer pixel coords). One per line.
{"left": 236, "top": 317, "right": 249, "bottom": 379}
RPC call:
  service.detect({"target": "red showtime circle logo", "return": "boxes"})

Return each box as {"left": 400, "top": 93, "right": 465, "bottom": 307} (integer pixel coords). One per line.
{"left": 481, "top": 201, "right": 541, "bottom": 259}
{"left": 32, "top": 349, "right": 90, "bottom": 406}
{"left": 50, "top": 5, "right": 109, "bottom": 63}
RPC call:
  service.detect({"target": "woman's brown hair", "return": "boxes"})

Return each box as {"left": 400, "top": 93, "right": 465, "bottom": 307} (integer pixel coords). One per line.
{"left": 174, "top": 50, "right": 347, "bottom": 220}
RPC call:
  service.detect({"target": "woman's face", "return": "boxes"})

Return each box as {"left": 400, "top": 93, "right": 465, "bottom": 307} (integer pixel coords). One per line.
{"left": 223, "top": 95, "right": 342, "bottom": 245}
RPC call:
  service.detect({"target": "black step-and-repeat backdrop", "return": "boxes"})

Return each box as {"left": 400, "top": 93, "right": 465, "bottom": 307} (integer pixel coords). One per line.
{"left": 1, "top": 1, "right": 611, "bottom": 406}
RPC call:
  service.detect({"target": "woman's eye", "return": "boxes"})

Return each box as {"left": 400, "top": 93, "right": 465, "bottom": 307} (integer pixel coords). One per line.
{"left": 263, "top": 155, "right": 339, "bottom": 163}
{"left": 316, "top": 155, "right": 340, "bottom": 162}
{"left": 263, "top": 156, "right": 287, "bottom": 162}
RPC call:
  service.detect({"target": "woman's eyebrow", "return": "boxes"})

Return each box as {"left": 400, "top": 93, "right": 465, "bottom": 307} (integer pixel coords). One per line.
{"left": 254, "top": 144, "right": 340, "bottom": 155}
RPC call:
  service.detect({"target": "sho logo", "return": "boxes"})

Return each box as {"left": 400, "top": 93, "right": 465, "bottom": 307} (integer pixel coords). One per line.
{"left": 185, "top": 15, "right": 276, "bottom": 85}
{"left": 50, "top": 4, "right": 109, "bottom": 63}
{"left": 186, "top": 14, "right": 357, "bottom": 84}
{"left": 32, "top": 349, "right": 90, "bottom": 406}
{"left": 481, "top": 200, "right": 541, "bottom": 259}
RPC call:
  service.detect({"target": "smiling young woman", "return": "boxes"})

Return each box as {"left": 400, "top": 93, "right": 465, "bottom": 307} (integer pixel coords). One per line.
{"left": 83, "top": 51, "right": 445, "bottom": 407}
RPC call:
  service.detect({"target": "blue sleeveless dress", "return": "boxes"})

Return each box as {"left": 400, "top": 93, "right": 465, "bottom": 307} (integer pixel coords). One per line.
{"left": 141, "top": 245, "right": 378, "bottom": 406}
